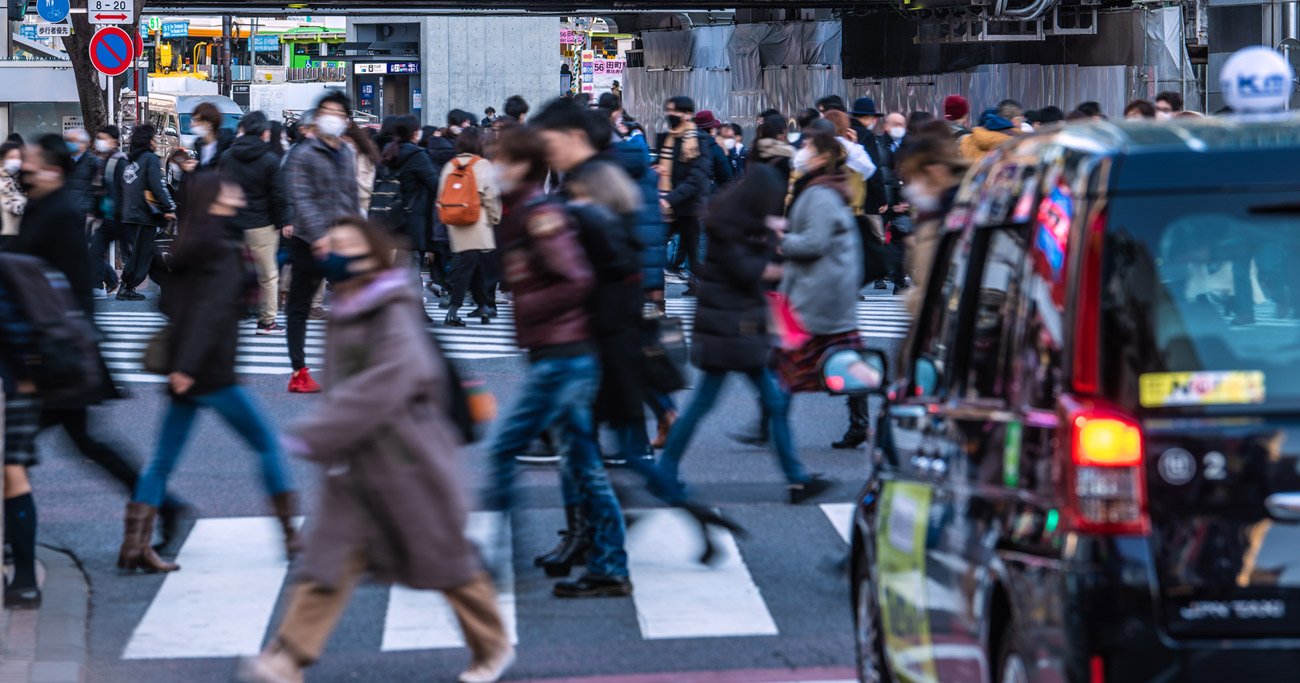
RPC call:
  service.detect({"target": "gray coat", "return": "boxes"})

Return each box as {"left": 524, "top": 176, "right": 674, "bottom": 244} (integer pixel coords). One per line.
{"left": 287, "top": 269, "right": 478, "bottom": 591}
{"left": 283, "top": 137, "right": 359, "bottom": 243}
{"left": 780, "top": 184, "right": 862, "bottom": 335}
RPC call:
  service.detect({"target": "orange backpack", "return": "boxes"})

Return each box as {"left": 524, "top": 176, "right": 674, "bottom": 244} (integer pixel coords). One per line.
{"left": 437, "top": 155, "right": 483, "bottom": 226}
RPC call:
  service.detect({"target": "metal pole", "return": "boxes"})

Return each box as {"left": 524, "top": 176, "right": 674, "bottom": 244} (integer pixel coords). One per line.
{"left": 221, "top": 15, "right": 233, "bottom": 97}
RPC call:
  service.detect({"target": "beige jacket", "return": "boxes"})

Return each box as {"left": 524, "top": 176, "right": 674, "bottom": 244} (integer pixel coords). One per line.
{"left": 437, "top": 154, "right": 501, "bottom": 253}
{"left": 355, "top": 155, "right": 377, "bottom": 214}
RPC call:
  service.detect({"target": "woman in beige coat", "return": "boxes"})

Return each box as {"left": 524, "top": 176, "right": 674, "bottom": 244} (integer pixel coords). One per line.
{"left": 437, "top": 128, "right": 501, "bottom": 327}
{"left": 239, "top": 217, "right": 513, "bottom": 683}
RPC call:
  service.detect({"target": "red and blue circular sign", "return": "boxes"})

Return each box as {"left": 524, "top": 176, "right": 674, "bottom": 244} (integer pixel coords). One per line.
{"left": 89, "top": 26, "right": 135, "bottom": 78}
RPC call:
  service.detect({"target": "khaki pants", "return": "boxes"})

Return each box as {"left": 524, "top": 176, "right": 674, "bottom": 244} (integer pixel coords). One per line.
{"left": 274, "top": 553, "right": 508, "bottom": 666}
{"left": 244, "top": 226, "right": 280, "bottom": 327}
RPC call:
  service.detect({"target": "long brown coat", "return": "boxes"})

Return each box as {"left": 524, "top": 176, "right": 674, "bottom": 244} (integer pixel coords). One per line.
{"left": 287, "top": 268, "right": 478, "bottom": 591}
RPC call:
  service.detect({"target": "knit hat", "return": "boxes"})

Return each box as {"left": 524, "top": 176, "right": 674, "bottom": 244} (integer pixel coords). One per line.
{"left": 943, "top": 95, "right": 970, "bottom": 121}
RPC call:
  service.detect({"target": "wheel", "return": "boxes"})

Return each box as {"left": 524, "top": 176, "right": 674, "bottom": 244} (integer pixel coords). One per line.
{"left": 995, "top": 623, "right": 1031, "bottom": 683}
{"left": 852, "top": 550, "right": 891, "bottom": 683}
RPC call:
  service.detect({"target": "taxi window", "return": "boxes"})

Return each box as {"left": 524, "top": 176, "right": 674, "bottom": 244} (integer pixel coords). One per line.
{"left": 960, "top": 227, "right": 1028, "bottom": 401}
{"left": 910, "top": 227, "right": 975, "bottom": 397}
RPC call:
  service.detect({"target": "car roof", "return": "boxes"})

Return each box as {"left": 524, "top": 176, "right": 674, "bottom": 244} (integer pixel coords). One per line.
{"left": 1007, "top": 113, "right": 1300, "bottom": 192}
{"left": 150, "top": 94, "right": 243, "bottom": 114}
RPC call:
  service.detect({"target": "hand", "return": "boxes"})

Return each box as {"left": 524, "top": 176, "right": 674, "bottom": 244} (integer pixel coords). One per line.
{"left": 761, "top": 263, "right": 784, "bottom": 283}
{"left": 878, "top": 206, "right": 888, "bottom": 214}
{"left": 163, "top": 213, "right": 177, "bottom": 221}
{"left": 765, "top": 216, "right": 789, "bottom": 235}
{"left": 169, "top": 372, "right": 195, "bottom": 395}
{"left": 281, "top": 225, "right": 295, "bottom": 238}
{"left": 892, "top": 203, "right": 910, "bottom": 213}
{"left": 659, "top": 199, "right": 671, "bottom": 213}
{"left": 16, "top": 379, "right": 36, "bottom": 394}
{"left": 312, "top": 236, "right": 330, "bottom": 258}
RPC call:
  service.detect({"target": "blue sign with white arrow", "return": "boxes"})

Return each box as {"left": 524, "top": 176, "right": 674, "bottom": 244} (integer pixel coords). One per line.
{"left": 37, "top": 0, "right": 69, "bottom": 24}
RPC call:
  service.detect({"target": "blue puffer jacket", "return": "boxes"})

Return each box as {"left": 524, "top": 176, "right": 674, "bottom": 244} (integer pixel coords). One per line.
{"left": 605, "top": 133, "right": 666, "bottom": 292}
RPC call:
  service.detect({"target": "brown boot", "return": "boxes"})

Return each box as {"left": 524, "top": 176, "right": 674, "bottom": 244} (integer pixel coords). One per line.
{"left": 117, "top": 503, "right": 180, "bottom": 573}
{"left": 270, "top": 492, "right": 301, "bottom": 558}
{"left": 651, "top": 411, "right": 677, "bottom": 450}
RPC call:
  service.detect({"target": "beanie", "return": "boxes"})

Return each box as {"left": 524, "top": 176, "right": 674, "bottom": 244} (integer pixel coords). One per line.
{"left": 943, "top": 95, "right": 970, "bottom": 122}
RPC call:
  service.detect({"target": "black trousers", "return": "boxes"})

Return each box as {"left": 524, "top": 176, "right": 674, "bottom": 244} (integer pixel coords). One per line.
{"left": 89, "top": 220, "right": 123, "bottom": 290}
{"left": 670, "top": 217, "right": 701, "bottom": 274}
{"left": 428, "top": 240, "right": 452, "bottom": 290}
{"left": 285, "top": 237, "right": 325, "bottom": 371}
{"left": 38, "top": 407, "right": 181, "bottom": 510}
{"left": 120, "top": 223, "right": 156, "bottom": 291}
{"left": 447, "top": 249, "right": 491, "bottom": 312}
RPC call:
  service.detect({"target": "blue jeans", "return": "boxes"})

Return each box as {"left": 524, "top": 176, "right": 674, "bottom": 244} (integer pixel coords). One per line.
{"left": 135, "top": 386, "right": 292, "bottom": 507}
{"left": 486, "top": 353, "right": 628, "bottom": 579}
{"left": 658, "top": 369, "right": 807, "bottom": 490}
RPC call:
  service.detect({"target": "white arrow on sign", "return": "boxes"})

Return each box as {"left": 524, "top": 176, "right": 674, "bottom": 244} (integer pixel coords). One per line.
{"left": 88, "top": 0, "right": 135, "bottom": 25}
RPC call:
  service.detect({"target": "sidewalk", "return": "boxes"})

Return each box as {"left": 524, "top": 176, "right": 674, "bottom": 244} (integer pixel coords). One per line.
{"left": 0, "top": 547, "right": 90, "bottom": 683}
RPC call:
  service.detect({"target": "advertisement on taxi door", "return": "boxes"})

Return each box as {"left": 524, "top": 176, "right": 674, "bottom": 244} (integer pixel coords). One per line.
{"left": 877, "top": 481, "right": 938, "bottom": 683}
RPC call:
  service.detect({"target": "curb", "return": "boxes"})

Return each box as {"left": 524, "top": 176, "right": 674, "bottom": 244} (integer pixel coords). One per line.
{"left": 0, "top": 546, "right": 90, "bottom": 683}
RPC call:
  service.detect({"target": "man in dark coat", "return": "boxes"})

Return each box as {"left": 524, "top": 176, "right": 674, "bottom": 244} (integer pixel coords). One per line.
{"left": 656, "top": 96, "right": 713, "bottom": 295}
{"left": 64, "top": 129, "right": 98, "bottom": 218}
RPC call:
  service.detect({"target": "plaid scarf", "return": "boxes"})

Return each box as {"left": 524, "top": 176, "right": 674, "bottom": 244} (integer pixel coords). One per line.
{"left": 657, "top": 122, "right": 701, "bottom": 207}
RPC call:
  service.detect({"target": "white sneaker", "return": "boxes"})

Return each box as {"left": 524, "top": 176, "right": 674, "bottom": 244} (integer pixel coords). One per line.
{"left": 92, "top": 288, "right": 107, "bottom": 300}
{"left": 458, "top": 645, "right": 516, "bottom": 683}
{"left": 236, "top": 649, "right": 304, "bottom": 683}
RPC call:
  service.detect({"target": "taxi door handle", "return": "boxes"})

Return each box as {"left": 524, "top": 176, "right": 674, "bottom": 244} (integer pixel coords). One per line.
{"left": 1265, "top": 493, "right": 1300, "bottom": 521}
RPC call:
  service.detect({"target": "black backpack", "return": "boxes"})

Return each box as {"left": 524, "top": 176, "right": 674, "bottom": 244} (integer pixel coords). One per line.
{"left": 0, "top": 254, "right": 102, "bottom": 401}
{"left": 369, "top": 161, "right": 410, "bottom": 233}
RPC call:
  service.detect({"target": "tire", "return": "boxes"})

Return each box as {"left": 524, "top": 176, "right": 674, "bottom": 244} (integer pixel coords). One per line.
{"left": 995, "top": 622, "right": 1031, "bottom": 683}
{"left": 852, "top": 550, "right": 891, "bottom": 683}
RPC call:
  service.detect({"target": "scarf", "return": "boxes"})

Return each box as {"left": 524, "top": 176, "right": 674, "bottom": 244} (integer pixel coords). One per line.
{"left": 657, "top": 121, "right": 701, "bottom": 202}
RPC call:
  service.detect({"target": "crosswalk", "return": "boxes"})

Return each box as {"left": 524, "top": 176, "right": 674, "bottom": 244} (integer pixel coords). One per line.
{"left": 94, "top": 297, "right": 911, "bottom": 383}
{"left": 117, "top": 504, "right": 857, "bottom": 661}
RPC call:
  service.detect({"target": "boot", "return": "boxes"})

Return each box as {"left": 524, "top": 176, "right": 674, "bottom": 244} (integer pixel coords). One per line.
{"left": 651, "top": 411, "right": 677, "bottom": 450}
{"left": 833, "top": 396, "right": 870, "bottom": 449}
{"left": 533, "top": 505, "right": 591, "bottom": 578}
{"left": 118, "top": 502, "right": 180, "bottom": 573}
{"left": 270, "top": 492, "right": 301, "bottom": 558}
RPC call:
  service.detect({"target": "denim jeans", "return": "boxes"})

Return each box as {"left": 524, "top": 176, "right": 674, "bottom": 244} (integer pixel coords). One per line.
{"left": 486, "top": 353, "right": 628, "bottom": 579}
{"left": 135, "top": 386, "right": 292, "bottom": 507}
{"left": 658, "top": 368, "right": 808, "bottom": 490}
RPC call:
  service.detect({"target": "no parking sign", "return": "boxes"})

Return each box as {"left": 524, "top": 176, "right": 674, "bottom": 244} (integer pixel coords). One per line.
{"left": 89, "top": 26, "right": 134, "bottom": 77}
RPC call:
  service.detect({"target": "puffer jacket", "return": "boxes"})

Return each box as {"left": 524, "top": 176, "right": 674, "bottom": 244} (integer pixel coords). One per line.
{"left": 67, "top": 152, "right": 98, "bottom": 216}
{"left": 692, "top": 231, "right": 770, "bottom": 372}
{"left": 605, "top": 133, "right": 666, "bottom": 292}
{"left": 219, "top": 135, "right": 291, "bottom": 230}
{"left": 119, "top": 150, "right": 176, "bottom": 227}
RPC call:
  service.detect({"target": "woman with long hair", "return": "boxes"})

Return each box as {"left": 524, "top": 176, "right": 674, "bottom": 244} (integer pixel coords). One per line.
{"left": 118, "top": 171, "right": 298, "bottom": 573}
{"left": 342, "top": 123, "right": 381, "bottom": 214}
{"left": 378, "top": 115, "right": 438, "bottom": 321}
{"left": 116, "top": 124, "right": 176, "bottom": 301}
{"left": 240, "top": 217, "right": 513, "bottom": 683}
{"left": 751, "top": 112, "right": 795, "bottom": 184}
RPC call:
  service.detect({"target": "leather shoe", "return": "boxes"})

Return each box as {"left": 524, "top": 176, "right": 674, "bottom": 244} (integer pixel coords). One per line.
{"left": 553, "top": 574, "right": 633, "bottom": 598}
{"left": 832, "top": 431, "right": 867, "bottom": 450}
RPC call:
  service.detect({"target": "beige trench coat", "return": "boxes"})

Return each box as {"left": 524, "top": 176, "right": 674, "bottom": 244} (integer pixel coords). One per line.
{"left": 437, "top": 154, "right": 501, "bottom": 253}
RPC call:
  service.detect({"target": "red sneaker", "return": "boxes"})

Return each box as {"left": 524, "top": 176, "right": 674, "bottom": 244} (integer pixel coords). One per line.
{"left": 288, "top": 368, "right": 322, "bottom": 394}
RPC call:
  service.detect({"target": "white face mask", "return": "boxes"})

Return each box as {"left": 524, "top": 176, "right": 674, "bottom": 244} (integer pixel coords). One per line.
{"left": 94, "top": 139, "right": 114, "bottom": 154}
{"left": 1156, "top": 111, "right": 1173, "bottom": 121}
{"left": 787, "top": 132, "right": 802, "bottom": 145}
{"left": 316, "top": 113, "right": 348, "bottom": 138}
{"left": 722, "top": 137, "right": 737, "bottom": 151}
{"left": 449, "top": 125, "right": 464, "bottom": 136}
{"left": 902, "top": 182, "right": 940, "bottom": 213}
{"left": 888, "top": 127, "right": 906, "bottom": 140}
{"left": 2, "top": 159, "right": 21, "bottom": 175}
{"left": 191, "top": 123, "right": 212, "bottom": 138}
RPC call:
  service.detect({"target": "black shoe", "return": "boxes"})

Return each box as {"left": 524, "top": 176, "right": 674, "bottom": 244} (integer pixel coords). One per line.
{"left": 553, "top": 574, "right": 633, "bottom": 598}
{"left": 4, "top": 584, "right": 41, "bottom": 610}
{"left": 874, "top": 280, "right": 889, "bottom": 290}
{"left": 444, "top": 312, "right": 466, "bottom": 328}
{"left": 892, "top": 284, "right": 911, "bottom": 296}
{"left": 788, "top": 475, "right": 834, "bottom": 505}
{"left": 832, "top": 431, "right": 868, "bottom": 450}
{"left": 116, "top": 288, "right": 145, "bottom": 301}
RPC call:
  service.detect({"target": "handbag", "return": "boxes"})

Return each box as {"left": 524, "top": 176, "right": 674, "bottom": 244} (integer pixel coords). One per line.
{"left": 642, "top": 314, "right": 688, "bottom": 394}
{"left": 766, "top": 291, "right": 811, "bottom": 351}
{"left": 142, "top": 325, "right": 172, "bottom": 375}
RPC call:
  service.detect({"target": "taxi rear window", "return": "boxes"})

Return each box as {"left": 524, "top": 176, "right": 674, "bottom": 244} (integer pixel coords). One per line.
{"left": 1099, "top": 193, "right": 1300, "bottom": 410}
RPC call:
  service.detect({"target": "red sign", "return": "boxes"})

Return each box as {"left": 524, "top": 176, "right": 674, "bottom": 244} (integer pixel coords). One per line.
{"left": 89, "top": 26, "right": 134, "bottom": 77}
{"left": 93, "top": 12, "right": 128, "bottom": 21}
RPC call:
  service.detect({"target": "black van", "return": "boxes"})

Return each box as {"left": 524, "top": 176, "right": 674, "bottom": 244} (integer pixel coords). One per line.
{"left": 848, "top": 116, "right": 1300, "bottom": 683}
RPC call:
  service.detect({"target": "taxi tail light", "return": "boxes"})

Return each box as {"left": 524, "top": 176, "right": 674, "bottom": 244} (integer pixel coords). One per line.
{"left": 1062, "top": 398, "right": 1149, "bottom": 535}
{"left": 1090, "top": 655, "right": 1106, "bottom": 683}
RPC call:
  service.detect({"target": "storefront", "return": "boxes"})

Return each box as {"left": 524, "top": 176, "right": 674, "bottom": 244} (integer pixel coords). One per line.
{"left": 353, "top": 61, "right": 421, "bottom": 118}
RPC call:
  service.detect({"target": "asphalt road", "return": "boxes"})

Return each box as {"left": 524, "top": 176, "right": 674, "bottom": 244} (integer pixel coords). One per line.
{"left": 29, "top": 283, "right": 908, "bottom": 683}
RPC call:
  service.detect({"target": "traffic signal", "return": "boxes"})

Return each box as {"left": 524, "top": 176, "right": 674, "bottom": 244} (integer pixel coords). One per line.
{"left": 7, "top": 0, "right": 30, "bottom": 21}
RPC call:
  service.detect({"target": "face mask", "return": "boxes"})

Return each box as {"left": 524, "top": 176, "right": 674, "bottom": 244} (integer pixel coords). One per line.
{"left": 94, "top": 139, "right": 114, "bottom": 154}
{"left": 902, "top": 183, "right": 940, "bottom": 213}
{"left": 449, "top": 125, "right": 464, "bottom": 136}
{"left": 66, "top": 142, "right": 80, "bottom": 154}
{"left": 786, "top": 132, "right": 801, "bottom": 145}
{"left": 492, "top": 162, "right": 520, "bottom": 194}
{"left": 316, "top": 114, "right": 348, "bottom": 138}
{"left": 321, "top": 252, "right": 371, "bottom": 284}
{"left": 1156, "top": 111, "right": 1173, "bottom": 121}
{"left": 722, "top": 138, "right": 737, "bottom": 151}
{"left": 888, "top": 127, "right": 906, "bottom": 140}
{"left": 2, "top": 159, "right": 21, "bottom": 175}
{"left": 192, "top": 123, "right": 213, "bottom": 138}
{"left": 665, "top": 114, "right": 683, "bottom": 129}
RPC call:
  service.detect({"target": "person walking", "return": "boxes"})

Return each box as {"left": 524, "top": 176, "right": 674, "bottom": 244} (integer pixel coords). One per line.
{"left": 64, "top": 129, "right": 97, "bottom": 219}
{"left": 118, "top": 172, "right": 298, "bottom": 573}
{"left": 89, "top": 126, "right": 125, "bottom": 295}
{"left": 219, "top": 111, "right": 293, "bottom": 336}
{"left": 191, "top": 102, "right": 236, "bottom": 168}
{"left": 282, "top": 92, "right": 360, "bottom": 393}
{"left": 378, "top": 115, "right": 438, "bottom": 303}
{"left": 437, "top": 127, "right": 500, "bottom": 327}
{"left": 342, "top": 123, "right": 380, "bottom": 215}
{"left": 655, "top": 165, "right": 832, "bottom": 505}
{"left": 0, "top": 142, "right": 25, "bottom": 249}
{"left": 751, "top": 112, "right": 795, "bottom": 185}
{"left": 239, "top": 217, "right": 513, "bottom": 683}
{"left": 657, "top": 96, "right": 713, "bottom": 295}
{"left": 0, "top": 266, "right": 40, "bottom": 608}
{"left": 117, "top": 125, "right": 177, "bottom": 301}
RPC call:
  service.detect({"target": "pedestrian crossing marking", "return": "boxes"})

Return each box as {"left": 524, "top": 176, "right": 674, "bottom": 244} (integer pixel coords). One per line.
{"left": 123, "top": 517, "right": 291, "bottom": 660}
{"left": 820, "top": 503, "right": 855, "bottom": 545}
{"left": 627, "top": 509, "right": 778, "bottom": 640}
{"left": 381, "top": 512, "right": 518, "bottom": 651}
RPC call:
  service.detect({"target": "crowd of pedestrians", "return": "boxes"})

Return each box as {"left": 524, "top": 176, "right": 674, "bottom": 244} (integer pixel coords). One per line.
{"left": 0, "top": 84, "right": 1197, "bottom": 682}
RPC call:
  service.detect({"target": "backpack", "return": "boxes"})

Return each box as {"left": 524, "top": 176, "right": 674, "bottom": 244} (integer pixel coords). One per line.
{"left": 369, "top": 161, "right": 410, "bottom": 232}
{"left": 0, "top": 254, "right": 102, "bottom": 401}
{"left": 437, "top": 156, "right": 483, "bottom": 226}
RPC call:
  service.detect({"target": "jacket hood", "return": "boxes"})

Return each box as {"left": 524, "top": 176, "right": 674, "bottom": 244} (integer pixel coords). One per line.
{"left": 977, "top": 108, "right": 1016, "bottom": 132}
{"left": 229, "top": 135, "right": 272, "bottom": 163}
{"left": 967, "top": 126, "right": 1013, "bottom": 152}
{"left": 332, "top": 268, "right": 418, "bottom": 321}
{"left": 388, "top": 141, "right": 422, "bottom": 168}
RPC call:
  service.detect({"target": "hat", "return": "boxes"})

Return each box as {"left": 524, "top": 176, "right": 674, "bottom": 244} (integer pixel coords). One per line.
{"left": 850, "top": 97, "right": 880, "bottom": 117}
{"left": 694, "top": 110, "right": 723, "bottom": 130}
{"left": 943, "top": 95, "right": 970, "bottom": 121}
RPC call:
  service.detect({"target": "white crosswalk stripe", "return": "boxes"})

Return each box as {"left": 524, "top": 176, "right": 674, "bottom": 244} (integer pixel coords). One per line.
{"left": 94, "top": 297, "right": 910, "bottom": 383}
{"left": 119, "top": 506, "right": 851, "bottom": 661}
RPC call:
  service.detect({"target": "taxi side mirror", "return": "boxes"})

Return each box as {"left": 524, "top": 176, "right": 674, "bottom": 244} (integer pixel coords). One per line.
{"left": 820, "top": 348, "right": 888, "bottom": 395}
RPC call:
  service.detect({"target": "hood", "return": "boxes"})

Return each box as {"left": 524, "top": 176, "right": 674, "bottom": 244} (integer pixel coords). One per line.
{"left": 388, "top": 141, "right": 423, "bottom": 169}
{"left": 605, "top": 136, "right": 651, "bottom": 181}
{"left": 228, "top": 135, "right": 272, "bottom": 163}
{"left": 332, "top": 268, "right": 418, "bottom": 321}
{"left": 977, "top": 108, "right": 1016, "bottom": 132}
{"left": 967, "top": 126, "right": 1013, "bottom": 152}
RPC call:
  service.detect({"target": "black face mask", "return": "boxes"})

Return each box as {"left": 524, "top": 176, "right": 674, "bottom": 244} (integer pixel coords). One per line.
{"left": 18, "top": 170, "right": 36, "bottom": 193}
{"left": 666, "top": 114, "right": 683, "bottom": 129}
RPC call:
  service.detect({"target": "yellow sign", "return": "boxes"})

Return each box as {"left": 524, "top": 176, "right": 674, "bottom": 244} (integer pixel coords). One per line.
{"left": 1139, "top": 370, "right": 1265, "bottom": 408}
{"left": 876, "top": 481, "right": 936, "bottom": 683}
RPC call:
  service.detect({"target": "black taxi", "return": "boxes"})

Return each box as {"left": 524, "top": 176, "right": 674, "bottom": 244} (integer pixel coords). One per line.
{"left": 848, "top": 116, "right": 1300, "bottom": 683}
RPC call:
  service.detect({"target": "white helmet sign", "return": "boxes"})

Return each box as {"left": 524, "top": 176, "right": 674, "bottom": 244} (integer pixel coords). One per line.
{"left": 1221, "top": 46, "right": 1294, "bottom": 113}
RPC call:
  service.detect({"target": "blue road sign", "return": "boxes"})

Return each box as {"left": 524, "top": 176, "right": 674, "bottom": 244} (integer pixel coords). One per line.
{"left": 37, "top": 0, "right": 69, "bottom": 24}
{"left": 252, "top": 35, "right": 279, "bottom": 52}
{"left": 160, "top": 21, "right": 189, "bottom": 39}
{"left": 20, "top": 25, "right": 38, "bottom": 39}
